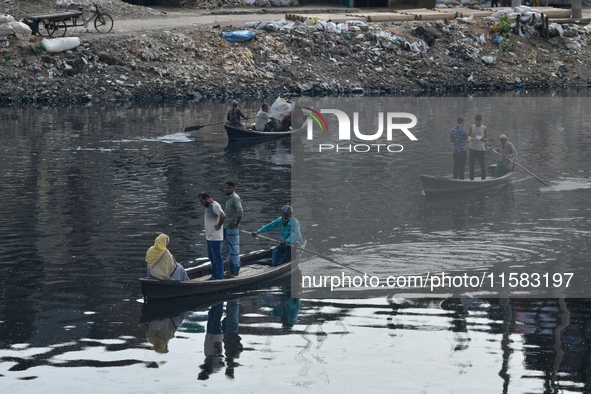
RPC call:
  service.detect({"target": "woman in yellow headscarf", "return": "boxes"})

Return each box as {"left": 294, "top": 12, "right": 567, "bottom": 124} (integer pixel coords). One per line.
{"left": 145, "top": 234, "right": 189, "bottom": 281}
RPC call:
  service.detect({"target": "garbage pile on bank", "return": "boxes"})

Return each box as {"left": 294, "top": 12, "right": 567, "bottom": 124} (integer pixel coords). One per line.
{"left": 4, "top": 7, "right": 591, "bottom": 103}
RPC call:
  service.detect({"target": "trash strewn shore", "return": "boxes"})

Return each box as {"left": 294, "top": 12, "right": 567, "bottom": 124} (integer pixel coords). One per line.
{"left": 1, "top": 0, "right": 591, "bottom": 104}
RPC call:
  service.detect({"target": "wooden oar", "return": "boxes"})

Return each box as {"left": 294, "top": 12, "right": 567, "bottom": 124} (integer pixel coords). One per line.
{"left": 185, "top": 113, "right": 256, "bottom": 132}
{"left": 489, "top": 148, "right": 549, "bottom": 187}
{"left": 184, "top": 120, "right": 227, "bottom": 132}
{"left": 241, "top": 229, "right": 366, "bottom": 275}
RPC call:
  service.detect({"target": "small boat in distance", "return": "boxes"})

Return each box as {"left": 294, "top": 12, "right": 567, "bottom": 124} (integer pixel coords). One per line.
{"left": 419, "top": 171, "right": 514, "bottom": 197}
{"left": 140, "top": 244, "right": 305, "bottom": 300}
{"left": 224, "top": 119, "right": 308, "bottom": 142}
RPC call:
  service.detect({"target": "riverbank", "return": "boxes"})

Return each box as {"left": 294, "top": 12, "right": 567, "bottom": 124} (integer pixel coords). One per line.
{"left": 2, "top": 0, "right": 591, "bottom": 104}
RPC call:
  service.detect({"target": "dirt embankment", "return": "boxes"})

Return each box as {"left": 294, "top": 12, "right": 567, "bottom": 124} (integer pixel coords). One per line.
{"left": 1, "top": 0, "right": 591, "bottom": 104}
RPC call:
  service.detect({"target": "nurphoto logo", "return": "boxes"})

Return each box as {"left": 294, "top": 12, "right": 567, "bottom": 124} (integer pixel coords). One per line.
{"left": 302, "top": 108, "right": 418, "bottom": 153}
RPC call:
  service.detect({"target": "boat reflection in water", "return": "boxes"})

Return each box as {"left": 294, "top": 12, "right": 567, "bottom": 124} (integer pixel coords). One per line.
{"left": 141, "top": 283, "right": 302, "bottom": 381}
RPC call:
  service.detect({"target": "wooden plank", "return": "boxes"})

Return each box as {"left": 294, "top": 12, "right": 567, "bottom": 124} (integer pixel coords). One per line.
{"left": 25, "top": 11, "right": 82, "bottom": 21}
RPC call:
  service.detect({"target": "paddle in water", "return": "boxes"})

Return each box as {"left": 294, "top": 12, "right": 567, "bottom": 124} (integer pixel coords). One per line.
{"left": 489, "top": 148, "right": 548, "bottom": 187}
{"left": 184, "top": 120, "right": 228, "bottom": 132}
{"left": 242, "top": 229, "right": 366, "bottom": 275}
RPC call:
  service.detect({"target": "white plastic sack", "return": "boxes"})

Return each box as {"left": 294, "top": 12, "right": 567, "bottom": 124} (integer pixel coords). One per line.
{"left": 12, "top": 21, "right": 32, "bottom": 39}
{"left": 326, "top": 22, "right": 339, "bottom": 33}
{"left": 41, "top": 37, "right": 80, "bottom": 52}
{"left": 0, "top": 15, "right": 15, "bottom": 24}
{"left": 265, "top": 23, "right": 278, "bottom": 32}
{"left": 269, "top": 97, "right": 292, "bottom": 121}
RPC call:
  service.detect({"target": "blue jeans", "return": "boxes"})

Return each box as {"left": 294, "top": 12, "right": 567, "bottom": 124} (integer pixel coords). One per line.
{"left": 272, "top": 244, "right": 292, "bottom": 266}
{"left": 224, "top": 227, "right": 240, "bottom": 274}
{"left": 207, "top": 240, "right": 224, "bottom": 279}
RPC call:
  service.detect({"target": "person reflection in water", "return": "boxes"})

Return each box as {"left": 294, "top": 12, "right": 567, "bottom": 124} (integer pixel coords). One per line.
{"left": 271, "top": 291, "right": 301, "bottom": 330}
{"left": 146, "top": 313, "right": 186, "bottom": 354}
{"left": 222, "top": 299, "right": 242, "bottom": 378}
{"left": 145, "top": 234, "right": 189, "bottom": 281}
{"left": 198, "top": 300, "right": 242, "bottom": 380}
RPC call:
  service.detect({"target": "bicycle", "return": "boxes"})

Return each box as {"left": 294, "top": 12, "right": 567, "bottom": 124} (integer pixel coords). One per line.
{"left": 46, "top": 2, "right": 114, "bottom": 37}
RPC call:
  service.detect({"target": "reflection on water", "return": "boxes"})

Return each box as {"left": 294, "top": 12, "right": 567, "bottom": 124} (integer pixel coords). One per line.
{"left": 3, "top": 284, "right": 591, "bottom": 392}
{"left": 1, "top": 97, "right": 591, "bottom": 391}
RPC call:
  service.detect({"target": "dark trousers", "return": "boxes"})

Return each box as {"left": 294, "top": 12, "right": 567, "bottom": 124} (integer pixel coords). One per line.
{"left": 453, "top": 151, "right": 467, "bottom": 180}
{"left": 469, "top": 149, "right": 486, "bottom": 180}
{"left": 272, "top": 244, "right": 292, "bottom": 266}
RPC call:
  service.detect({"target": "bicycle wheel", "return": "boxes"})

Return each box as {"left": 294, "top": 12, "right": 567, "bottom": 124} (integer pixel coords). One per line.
{"left": 46, "top": 20, "right": 67, "bottom": 37}
{"left": 94, "top": 13, "right": 113, "bottom": 33}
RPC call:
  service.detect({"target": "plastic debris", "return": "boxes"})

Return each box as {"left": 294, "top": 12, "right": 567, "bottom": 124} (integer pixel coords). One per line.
{"left": 221, "top": 30, "right": 256, "bottom": 42}
{"left": 41, "top": 37, "right": 81, "bottom": 53}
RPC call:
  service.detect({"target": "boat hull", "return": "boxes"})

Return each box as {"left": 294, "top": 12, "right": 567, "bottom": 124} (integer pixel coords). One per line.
{"left": 224, "top": 121, "right": 307, "bottom": 141}
{"left": 140, "top": 247, "right": 302, "bottom": 300}
{"left": 419, "top": 171, "right": 513, "bottom": 196}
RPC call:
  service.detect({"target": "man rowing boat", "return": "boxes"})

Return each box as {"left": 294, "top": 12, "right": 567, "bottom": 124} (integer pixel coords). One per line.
{"left": 252, "top": 204, "right": 303, "bottom": 266}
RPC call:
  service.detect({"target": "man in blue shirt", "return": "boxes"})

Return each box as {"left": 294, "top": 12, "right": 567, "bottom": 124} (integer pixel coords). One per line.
{"left": 252, "top": 205, "right": 303, "bottom": 266}
{"left": 449, "top": 116, "right": 469, "bottom": 180}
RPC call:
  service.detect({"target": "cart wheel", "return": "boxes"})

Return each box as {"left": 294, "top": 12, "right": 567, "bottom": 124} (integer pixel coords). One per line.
{"left": 46, "top": 20, "right": 67, "bottom": 37}
{"left": 94, "top": 14, "right": 113, "bottom": 33}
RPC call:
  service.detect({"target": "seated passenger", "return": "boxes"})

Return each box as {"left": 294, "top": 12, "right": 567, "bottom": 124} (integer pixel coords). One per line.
{"left": 254, "top": 103, "right": 278, "bottom": 132}
{"left": 291, "top": 105, "right": 305, "bottom": 129}
{"left": 145, "top": 234, "right": 189, "bottom": 281}
{"left": 277, "top": 115, "right": 291, "bottom": 132}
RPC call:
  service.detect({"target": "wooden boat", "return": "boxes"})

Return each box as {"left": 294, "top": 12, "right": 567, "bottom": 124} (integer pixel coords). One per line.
{"left": 419, "top": 171, "right": 514, "bottom": 197}
{"left": 140, "top": 244, "right": 305, "bottom": 300}
{"left": 224, "top": 120, "right": 308, "bottom": 141}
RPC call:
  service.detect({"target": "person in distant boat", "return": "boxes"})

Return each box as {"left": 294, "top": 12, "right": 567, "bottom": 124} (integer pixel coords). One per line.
{"left": 198, "top": 192, "right": 226, "bottom": 280}
{"left": 145, "top": 233, "right": 189, "bottom": 281}
{"left": 252, "top": 205, "right": 303, "bottom": 266}
{"left": 291, "top": 105, "right": 306, "bottom": 129}
{"left": 277, "top": 105, "right": 306, "bottom": 131}
{"left": 468, "top": 114, "right": 488, "bottom": 180}
{"left": 494, "top": 134, "right": 517, "bottom": 177}
{"left": 450, "top": 116, "right": 469, "bottom": 180}
{"left": 254, "top": 103, "right": 278, "bottom": 132}
{"left": 223, "top": 180, "right": 243, "bottom": 277}
{"left": 226, "top": 100, "right": 248, "bottom": 128}
{"left": 277, "top": 114, "right": 291, "bottom": 132}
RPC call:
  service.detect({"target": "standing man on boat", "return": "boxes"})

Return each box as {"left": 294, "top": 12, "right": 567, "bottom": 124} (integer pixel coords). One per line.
{"left": 198, "top": 192, "right": 226, "bottom": 280}
{"left": 468, "top": 114, "right": 488, "bottom": 180}
{"left": 252, "top": 205, "right": 303, "bottom": 266}
{"left": 227, "top": 100, "right": 248, "bottom": 128}
{"left": 450, "top": 116, "right": 469, "bottom": 180}
{"left": 223, "top": 180, "right": 243, "bottom": 277}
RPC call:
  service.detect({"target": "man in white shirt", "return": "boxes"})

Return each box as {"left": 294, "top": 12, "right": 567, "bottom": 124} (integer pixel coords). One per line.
{"left": 198, "top": 192, "right": 226, "bottom": 280}
{"left": 255, "top": 103, "right": 277, "bottom": 132}
{"left": 468, "top": 114, "right": 488, "bottom": 180}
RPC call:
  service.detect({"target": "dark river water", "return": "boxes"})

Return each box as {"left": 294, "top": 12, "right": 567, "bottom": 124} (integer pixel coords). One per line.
{"left": 1, "top": 95, "right": 591, "bottom": 393}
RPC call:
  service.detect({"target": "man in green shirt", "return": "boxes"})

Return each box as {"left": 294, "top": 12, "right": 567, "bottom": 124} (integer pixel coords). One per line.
{"left": 223, "top": 180, "right": 243, "bottom": 277}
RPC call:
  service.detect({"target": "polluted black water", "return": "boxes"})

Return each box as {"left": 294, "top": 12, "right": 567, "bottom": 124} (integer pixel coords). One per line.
{"left": 1, "top": 96, "right": 591, "bottom": 393}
